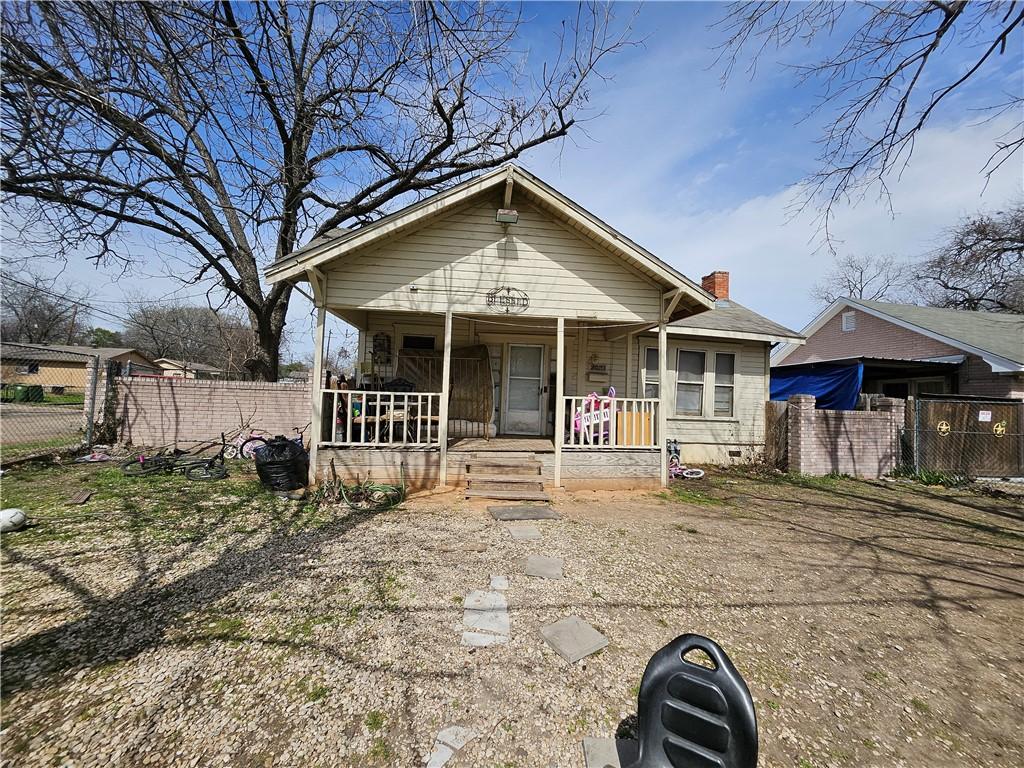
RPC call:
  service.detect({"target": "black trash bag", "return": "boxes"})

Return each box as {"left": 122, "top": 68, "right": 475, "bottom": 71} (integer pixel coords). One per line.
{"left": 253, "top": 437, "right": 309, "bottom": 491}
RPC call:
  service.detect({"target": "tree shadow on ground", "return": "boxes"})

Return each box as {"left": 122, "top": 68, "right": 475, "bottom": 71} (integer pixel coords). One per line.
{"left": 0, "top": 500, "right": 384, "bottom": 697}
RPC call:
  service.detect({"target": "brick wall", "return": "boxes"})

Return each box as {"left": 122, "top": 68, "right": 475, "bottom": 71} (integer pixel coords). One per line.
{"left": 115, "top": 377, "right": 310, "bottom": 447}
{"left": 787, "top": 394, "right": 904, "bottom": 478}
{"left": 957, "top": 355, "right": 1024, "bottom": 399}
{"left": 784, "top": 309, "right": 961, "bottom": 365}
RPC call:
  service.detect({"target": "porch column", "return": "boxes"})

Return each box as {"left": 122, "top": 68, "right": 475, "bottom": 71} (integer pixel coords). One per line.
{"left": 554, "top": 317, "right": 565, "bottom": 487}
{"left": 658, "top": 321, "right": 669, "bottom": 486}
{"left": 437, "top": 309, "right": 453, "bottom": 487}
{"left": 308, "top": 302, "right": 326, "bottom": 485}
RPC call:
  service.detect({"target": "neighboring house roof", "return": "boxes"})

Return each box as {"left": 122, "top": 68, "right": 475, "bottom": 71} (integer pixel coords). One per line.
{"left": 667, "top": 299, "right": 805, "bottom": 345}
{"left": 154, "top": 358, "right": 223, "bottom": 372}
{"left": 264, "top": 164, "right": 715, "bottom": 318}
{"left": 773, "top": 298, "right": 1024, "bottom": 373}
{"left": 1, "top": 343, "right": 154, "bottom": 365}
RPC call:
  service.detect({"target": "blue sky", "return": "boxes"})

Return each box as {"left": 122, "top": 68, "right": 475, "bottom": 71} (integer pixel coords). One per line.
{"left": 8, "top": 2, "right": 1022, "bottom": 361}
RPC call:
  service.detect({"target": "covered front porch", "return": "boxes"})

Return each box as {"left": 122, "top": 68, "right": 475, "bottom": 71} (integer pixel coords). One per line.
{"left": 310, "top": 310, "right": 667, "bottom": 490}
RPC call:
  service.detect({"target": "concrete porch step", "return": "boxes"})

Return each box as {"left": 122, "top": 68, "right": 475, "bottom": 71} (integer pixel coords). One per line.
{"left": 465, "top": 488, "right": 551, "bottom": 502}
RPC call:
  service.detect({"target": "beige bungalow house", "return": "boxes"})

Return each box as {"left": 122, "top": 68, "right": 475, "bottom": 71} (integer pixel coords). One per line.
{"left": 265, "top": 165, "right": 802, "bottom": 494}
{"left": 153, "top": 358, "right": 225, "bottom": 379}
{"left": 1, "top": 343, "right": 156, "bottom": 389}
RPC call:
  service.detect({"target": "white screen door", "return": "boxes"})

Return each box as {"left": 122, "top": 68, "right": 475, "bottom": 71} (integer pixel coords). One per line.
{"left": 504, "top": 344, "right": 545, "bottom": 434}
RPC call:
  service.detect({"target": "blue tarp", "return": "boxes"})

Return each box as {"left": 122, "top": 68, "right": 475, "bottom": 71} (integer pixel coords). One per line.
{"left": 770, "top": 363, "right": 863, "bottom": 410}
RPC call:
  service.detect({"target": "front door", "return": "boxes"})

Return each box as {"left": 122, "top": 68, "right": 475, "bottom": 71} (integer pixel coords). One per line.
{"left": 504, "top": 344, "right": 545, "bottom": 434}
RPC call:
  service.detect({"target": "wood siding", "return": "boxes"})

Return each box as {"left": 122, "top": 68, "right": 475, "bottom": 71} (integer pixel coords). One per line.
{"left": 635, "top": 333, "right": 770, "bottom": 463}
{"left": 354, "top": 311, "right": 771, "bottom": 463}
{"left": 325, "top": 199, "right": 663, "bottom": 321}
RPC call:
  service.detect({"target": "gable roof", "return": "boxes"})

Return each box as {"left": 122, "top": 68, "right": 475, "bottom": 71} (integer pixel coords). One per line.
{"left": 264, "top": 164, "right": 715, "bottom": 317}
{"left": 772, "top": 298, "right": 1024, "bottom": 372}
{"left": 1, "top": 343, "right": 153, "bottom": 364}
{"left": 668, "top": 299, "right": 805, "bottom": 344}
{"left": 154, "top": 358, "right": 223, "bottom": 373}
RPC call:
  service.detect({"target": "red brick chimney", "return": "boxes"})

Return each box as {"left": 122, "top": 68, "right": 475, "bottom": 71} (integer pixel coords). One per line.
{"left": 701, "top": 271, "right": 729, "bottom": 299}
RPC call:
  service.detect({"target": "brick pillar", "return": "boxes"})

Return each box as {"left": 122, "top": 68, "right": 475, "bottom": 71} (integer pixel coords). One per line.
{"left": 787, "top": 394, "right": 817, "bottom": 474}
{"left": 874, "top": 397, "right": 905, "bottom": 474}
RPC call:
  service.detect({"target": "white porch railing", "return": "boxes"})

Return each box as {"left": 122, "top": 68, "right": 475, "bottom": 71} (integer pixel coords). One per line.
{"left": 564, "top": 395, "right": 658, "bottom": 449}
{"left": 321, "top": 390, "right": 442, "bottom": 446}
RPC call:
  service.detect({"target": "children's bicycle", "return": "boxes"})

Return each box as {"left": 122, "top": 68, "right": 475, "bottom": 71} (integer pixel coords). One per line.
{"left": 120, "top": 434, "right": 230, "bottom": 481}
{"left": 667, "top": 440, "right": 705, "bottom": 480}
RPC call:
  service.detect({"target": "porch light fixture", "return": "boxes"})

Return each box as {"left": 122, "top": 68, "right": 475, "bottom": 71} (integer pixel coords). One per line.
{"left": 495, "top": 208, "right": 519, "bottom": 224}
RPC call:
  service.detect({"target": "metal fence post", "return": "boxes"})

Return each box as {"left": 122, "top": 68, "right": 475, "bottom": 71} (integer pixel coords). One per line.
{"left": 913, "top": 396, "right": 921, "bottom": 474}
{"left": 83, "top": 355, "right": 100, "bottom": 449}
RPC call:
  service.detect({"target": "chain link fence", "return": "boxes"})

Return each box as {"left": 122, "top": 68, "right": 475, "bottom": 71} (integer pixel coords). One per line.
{"left": 903, "top": 396, "right": 1024, "bottom": 495}
{"left": 0, "top": 343, "right": 107, "bottom": 464}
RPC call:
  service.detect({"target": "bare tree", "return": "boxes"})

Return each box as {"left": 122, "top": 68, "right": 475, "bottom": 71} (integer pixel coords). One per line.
{"left": 2, "top": 2, "right": 631, "bottom": 379}
{"left": 122, "top": 304, "right": 257, "bottom": 374}
{"left": 915, "top": 203, "right": 1023, "bottom": 313}
{"left": 716, "top": 2, "right": 1024, "bottom": 235}
{"left": 811, "top": 253, "right": 909, "bottom": 306}
{"left": 1, "top": 272, "right": 92, "bottom": 344}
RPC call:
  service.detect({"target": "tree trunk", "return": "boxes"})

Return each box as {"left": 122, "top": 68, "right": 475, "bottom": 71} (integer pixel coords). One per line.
{"left": 246, "top": 291, "right": 290, "bottom": 382}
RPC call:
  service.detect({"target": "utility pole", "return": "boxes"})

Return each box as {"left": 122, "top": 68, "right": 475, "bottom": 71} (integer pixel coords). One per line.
{"left": 65, "top": 305, "right": 79, "bottom": 344}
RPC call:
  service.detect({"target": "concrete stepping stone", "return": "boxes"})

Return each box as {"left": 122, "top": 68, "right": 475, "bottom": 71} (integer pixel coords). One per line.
{"left": 540, "top": 616, "right": 608, "bottom": 663}
{"left": 581, "top": 737, "right": 639, "bottom": 768}
{"left": 524, "top": 554, "right": 563, "bottom": 580}
{"left": 461, "top": 631, "right": 509, "bottom": 648}
{"left": 489, "top": 574, "right": 509, "bottom": 591}
{"left": 507, "top": 523, "right": 542, "bottom": 541}
{"left": 489, "top": 505, "right": 561, "bottom": 521}
{"left": 462, "top": 589, "right": 509, "bottom": 636}
{"left": 425, "top": 725, "right": 477, "bottom": 767}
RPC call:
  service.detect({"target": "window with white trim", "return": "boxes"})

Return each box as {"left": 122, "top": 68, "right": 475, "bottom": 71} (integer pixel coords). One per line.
{"left": 713, "top": 353, "right": 735, "bottom": 417}
{"left": 675, "top": 350, "right": 705, "bottom": 416}
{"left": 841, "top": 311, "right": 857, "bottom": 332}
{"left": 642, "top": 347, "right": 659, "bottom": 398}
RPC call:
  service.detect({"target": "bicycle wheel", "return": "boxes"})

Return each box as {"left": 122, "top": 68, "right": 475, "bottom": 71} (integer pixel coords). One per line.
{"left": 681, "top": 468, "right": 705, "bottom": 480}
{"left": 240, "top": 436, "right": 269, "bottom": 459}
{"left": 223, "top": 444, "right": 240, "bottom": 460}
{"left": 185, "top": 462, "right": 228, "bottom": 481}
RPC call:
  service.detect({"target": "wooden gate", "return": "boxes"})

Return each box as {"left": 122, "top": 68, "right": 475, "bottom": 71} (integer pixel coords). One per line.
{"left": 915, "top": 398, "right": 1023, "bottom": 477}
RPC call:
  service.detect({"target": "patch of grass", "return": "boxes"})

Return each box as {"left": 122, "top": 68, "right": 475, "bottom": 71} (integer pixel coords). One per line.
{"left": 891, "top": 465, "right": 969, "bottom": 488}
{"left": 293, "top": 676, "right": 330, "bottom": 703}
{"left": 364, "top": 710, "right": 387, "bottom": 732}
{"left": 370, "top": 569, "right": 401, "bottom": 610}
{"left": 368, "top": 738, "right": 392, "bottom": 760}
{"left": 862, "top": 738, "right": 878, "bottom": 750}
{"left": 776, "top": 472, "right": 849, "bottom": 490}
{"left": 672, "top": 523, "right": 700, "bottom": 533}
{"left": 286, "top": 613, "right": 336, "bottom": 640}
{"left": 864, "top": 669, "right": 888, "bottom": 684}
{"left": 910, "top": 697, "right": 931, "bottom": 714}
{"left": 451, "top": 595, "right": 463, "bottom": 605}
{"left": 762, "top": 699, "right": 780, "bottom": 711}
{"left": 204, "top": 615, "right": 248, "bottom": 641}
{"left": 629, "top": 683, "right": 641, "bottom": 698}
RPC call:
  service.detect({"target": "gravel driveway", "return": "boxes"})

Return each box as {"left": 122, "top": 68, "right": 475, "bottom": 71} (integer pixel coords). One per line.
{"left": 1, "top": 464, "right": 1021, "bottom": 767}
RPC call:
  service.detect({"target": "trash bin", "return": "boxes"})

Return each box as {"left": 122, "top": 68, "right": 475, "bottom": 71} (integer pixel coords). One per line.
{"left": 11, "top": 385, "right": 44, "bottom": 402}
{"left": 253, "top": 437, "right": 309, "bottom": 491}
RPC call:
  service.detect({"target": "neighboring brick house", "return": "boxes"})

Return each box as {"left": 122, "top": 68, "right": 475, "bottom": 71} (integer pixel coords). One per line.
{"left": 772, "top": 299, "right": 1024, "bottom": 400}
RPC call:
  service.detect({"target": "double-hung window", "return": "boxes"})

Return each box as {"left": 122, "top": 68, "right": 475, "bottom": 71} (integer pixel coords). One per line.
{"left": 643, "top": 348, "right": 659, "bottom": 398}
{"left": 713, "top": 353, "right": 735, "bottom": 417}
{"left": 675, "top": 350, "right": 705, "bottom": 416}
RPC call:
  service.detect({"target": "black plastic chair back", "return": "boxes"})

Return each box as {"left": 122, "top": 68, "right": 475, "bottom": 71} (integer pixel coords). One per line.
{"left": 626, "top": 634, "right": 757, "bottom": 768}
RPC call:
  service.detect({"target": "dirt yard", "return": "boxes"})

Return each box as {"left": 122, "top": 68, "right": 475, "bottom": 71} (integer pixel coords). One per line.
{"left": 1, "top": 462, "right": 1021, "bottom": 768}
